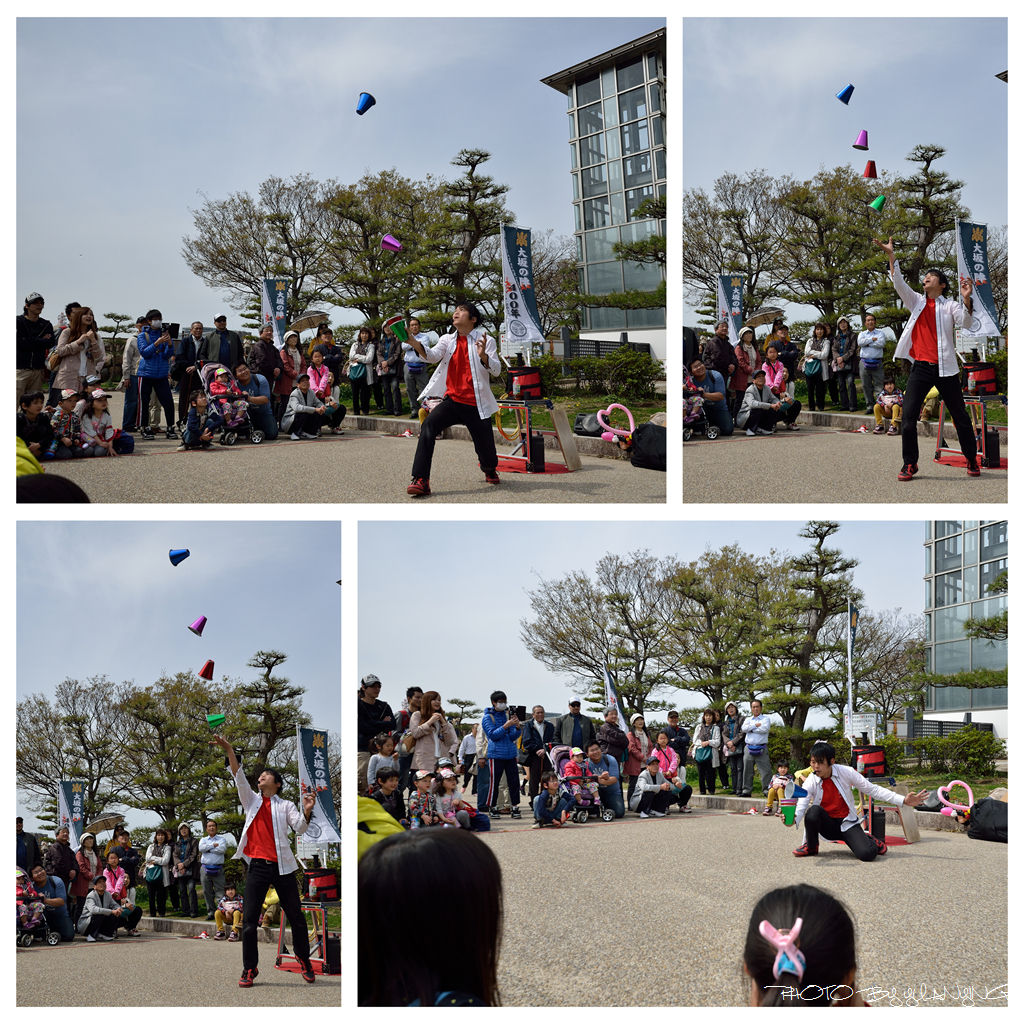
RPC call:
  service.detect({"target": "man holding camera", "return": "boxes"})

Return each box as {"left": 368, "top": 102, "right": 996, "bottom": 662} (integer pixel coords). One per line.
{"left": 481, "top": 691, "right": 523, "bottom": 819}
{"left": 137, "top": 308, "right": 178, "bottom": 440}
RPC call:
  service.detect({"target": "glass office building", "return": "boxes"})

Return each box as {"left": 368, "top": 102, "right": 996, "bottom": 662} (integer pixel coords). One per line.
{"left": 923, "top": 520, "right": 1007, "bottom": 717}
{"left": 542, "top": 29, "right": 666, "bottom": 343}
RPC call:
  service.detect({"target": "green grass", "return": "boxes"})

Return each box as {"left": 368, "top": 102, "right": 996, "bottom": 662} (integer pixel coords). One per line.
{"left": 496, "top": 395, "right": 664, "bottom": 433}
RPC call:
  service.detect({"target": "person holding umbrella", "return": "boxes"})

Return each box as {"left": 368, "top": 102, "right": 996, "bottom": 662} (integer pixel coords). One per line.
{"left": 210, "top": 733, "right": 318, "bottom": 987}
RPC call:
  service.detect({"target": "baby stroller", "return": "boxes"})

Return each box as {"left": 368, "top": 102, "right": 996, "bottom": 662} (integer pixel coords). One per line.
{"left": 683, "top": 376, "right": 719, "bottom": 441}
{"left": 547, "top": 745, "right": 615, "bottom": 823}
{"left": 198, "top": 362, "right": 265, "bottom": 446}
{"left": 16, "top": 868, "right": 59, "bottom": 947}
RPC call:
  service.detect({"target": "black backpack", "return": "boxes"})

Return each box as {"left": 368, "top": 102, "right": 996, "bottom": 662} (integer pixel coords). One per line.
{"left": 967, "top": 798, "right": 1007, "bottom": 843}
{"left": 629, "top": 422, "right": 666, "bottom": 471}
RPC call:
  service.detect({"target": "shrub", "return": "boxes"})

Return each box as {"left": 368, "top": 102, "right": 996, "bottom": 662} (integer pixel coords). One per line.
{"left": 531, "top": 353, "right": 565, "bottom": 397}
{"left": 945, "top": 725, "right": 1005, "bottom": 777}
{"left": 567, "top": 356, "right": 608, "bottom": 394}
{"left": 604, "top": 348, "right": 663, "bottom": 401}
{"left": 987, "top": 346, "right": 1007, "bottom": 393}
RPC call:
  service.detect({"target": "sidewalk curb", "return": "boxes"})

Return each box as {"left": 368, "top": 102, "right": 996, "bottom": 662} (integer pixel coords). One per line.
{"left": 139, "top": 915, "right": 288, "bottom": 942}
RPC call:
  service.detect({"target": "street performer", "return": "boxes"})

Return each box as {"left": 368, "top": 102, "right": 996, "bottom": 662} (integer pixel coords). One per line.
{"left": 210, "top": 733, "right": 317, "bottom": 987}
{"left": 790, "top": 741, "right": 927, "bottom": 861}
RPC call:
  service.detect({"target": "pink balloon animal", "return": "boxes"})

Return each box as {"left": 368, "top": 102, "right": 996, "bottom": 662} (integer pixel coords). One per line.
{"left": 937, "top": 780, "right": 974, "bottom": 816}
{"left": 596, "top": 403, "right": 635, "bottom": 444}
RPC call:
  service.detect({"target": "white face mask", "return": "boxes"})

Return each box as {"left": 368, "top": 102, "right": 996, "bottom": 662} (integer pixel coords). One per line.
{"left": 150, "top": 319, "right": 162, "bottom": 330}
{"left": 494, "top": 703, "right": 507, "bottom": 712}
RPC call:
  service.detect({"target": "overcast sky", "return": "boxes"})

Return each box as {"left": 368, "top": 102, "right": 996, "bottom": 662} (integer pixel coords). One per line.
{"left": 359, "top": 520, "right": 927, "bottom": 725}
{"left": 17, "top": 16, "right": 661, "bottom": 330}
{"left": 683, "top": 17, "right": 1008, "bottom": 324}
{"left": 17, "top": 521, "right": 340, "bottom": 830}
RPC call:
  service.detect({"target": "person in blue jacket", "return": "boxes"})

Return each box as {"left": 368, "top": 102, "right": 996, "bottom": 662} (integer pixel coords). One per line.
{"left": 481, "top": 691, "right": 522, "bottom": 819}
{"left": 137, "top": 308, "right": 178, "bottom": 440}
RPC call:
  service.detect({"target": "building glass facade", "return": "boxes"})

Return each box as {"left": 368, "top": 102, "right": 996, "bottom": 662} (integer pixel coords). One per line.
{"left": 543, "top": 30, "right": 666, "bottom": 333}
{"left": 923, "top": 520, "right": 1007, "bottom": 711}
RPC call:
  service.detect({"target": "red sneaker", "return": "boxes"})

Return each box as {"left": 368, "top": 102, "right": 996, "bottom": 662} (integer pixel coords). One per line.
{"left": 793, "top": 842, "right": 819, "bottom": 857}
{"left": 897, "top": 463, "right": 918, "bottom": 481}
{"left": 239, "top": 967, "right": 259, "bottom": 987}
{"left": 406, "top": 477, "right": 431, "bottom": 497}
{"left": 483, "top": 469, "right": 501, "bottom": 485}
{"left": 298, "top": 958, "right": 317, "bottom": 983}
{"left": 966, "top": 459, "right": 981, "bottom": 477}
{"left": 873, "top": 835, "right": 888, "bottom": 856}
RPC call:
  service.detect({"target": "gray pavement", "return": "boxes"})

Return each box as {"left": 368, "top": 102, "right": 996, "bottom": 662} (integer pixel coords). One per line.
{"left": 33, "top": 391, "right": 664, "bottom": 503}
{"left": 16, "top": 930, "right": 340, "bottom": 1006}
{"left": 684, "top": 423, "right": 1007, "bottom": 503}
{"left": 480, "top": 806, "right": 1007, "bottom": 1006}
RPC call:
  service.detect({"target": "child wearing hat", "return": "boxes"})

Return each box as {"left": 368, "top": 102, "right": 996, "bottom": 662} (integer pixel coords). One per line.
{"left": 208, "top": 367, "right": 247, "bottom": 427}
{"left": 408, "top": 770, "right": 441, "bottom": 828}
{"left": 79, "top": 388, "right": 117, "bottom": 456}
{"left": 562, "top": 747, "right": 600, "bottom": 805}
{"left": 434, "top": 768, "right": 473, "bottom": 829}
{"left": 49, "top": 389, "right": 86, "bottom": 459}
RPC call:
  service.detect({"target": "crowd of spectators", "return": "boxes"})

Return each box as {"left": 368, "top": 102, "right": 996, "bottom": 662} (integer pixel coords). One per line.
{"left": 17, "top": 293, "right": 446, "bottom": 468}
{"left": 358, "top": 677, "right": 785, "bottom": 828}
{"left": 14, "top": 814, "right": 286, "bottom": 944}
{"left": 686, "top": 313, "right": 921, "bottom": 440}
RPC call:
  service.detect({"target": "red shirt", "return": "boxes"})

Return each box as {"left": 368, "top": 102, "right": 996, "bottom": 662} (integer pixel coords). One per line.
{"left": 909, "top": 297, "right": 938, "bottom": 363}
{"left": 445, "top": 335, "right": 476, "bottom": 405}
{"left": 820, "top": 776, "right": 848, "bottom": 819}
{"left": 244, "top": 796, "right": 277, "bottom": 861}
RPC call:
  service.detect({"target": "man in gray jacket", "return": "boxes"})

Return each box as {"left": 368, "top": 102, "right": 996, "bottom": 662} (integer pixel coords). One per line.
{"left": 735, "top": 369, "right": 783, "bottom": 435}
{"left": 281, "top": 374, "right": 326, "bottom": 439}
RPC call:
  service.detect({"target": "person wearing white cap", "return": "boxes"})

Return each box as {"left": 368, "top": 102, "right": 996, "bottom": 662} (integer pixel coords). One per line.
{"left": 16, "top": 292, "right": 55, "bottom": 406}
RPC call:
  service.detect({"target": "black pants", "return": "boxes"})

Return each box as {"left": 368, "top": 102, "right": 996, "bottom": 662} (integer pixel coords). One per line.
{"left": 827, "top": 375, "right": 839, "bottom": 404}
{"left": 484, "top": 758, "right": 520, "bottom": 809}
{"left": 461, "top": 753, "right": 476, "bottom": 793}
{"left": 900, "top": 361, "right": 977, "bottom": 468}
{"left": 149, "top": 879, "right": 168, "bottom": 915}
{"left": 85, "top": 914, "right": 119, "bottom": 938}
{"left": 802, "top": 805, "right": 879, "bottom": 861}
{"left": 140, "top": 377, "right": 175, "bottom": 430}
{"left": 526, "top": 751, "right": 546, "bottom": 799}
{"left": 411, "top": 396, "right": 498, "bottom": 480}
{"left": 805, "top": 372, "right": 826, "bottom": 411}
{"left": 351, "top": 377, "right": 372, "bottom": 415}
{"left": 290, "top": 411, "right": 323, "bottom": 436}
{"left": 241, "top": 858, "right": 310, "bottom": 970}
{"left": 696, "top": 759, "right": 717, "bottom": 794}
{"left": 717, "top": 761, "right": 730, "bottom": 787}
{"left": 745, "top": 406, "right": 778, "bottom": 433}
{"left": 637, "top": 789, "right": 673, "bottom": 814}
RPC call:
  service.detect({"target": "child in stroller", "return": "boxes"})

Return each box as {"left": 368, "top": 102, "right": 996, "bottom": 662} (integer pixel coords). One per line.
{"left": 207, "top": 366, "right": 247, "bottom": 427}
{"left": 548, "top": 745, "right": 615, "bottom": 823}
{"left": 198, "top": 363, "right": 265, "bottom": 445}
{"left": 16, "top": 868, "right": 59, "bottom": 947}
{"left": 684, "top": 372, "right": 719, "bottom": 441}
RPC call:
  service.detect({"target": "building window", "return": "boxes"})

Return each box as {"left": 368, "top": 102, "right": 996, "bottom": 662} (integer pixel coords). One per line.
{"left": 623, "top": 260, "right": 661, "bottom": 290}
{"left": 616, "top": 57, "right": 645, "bottom": 91}
{"left": 583, "top": 196, "right": 611, "bottom": 230}
{"left": 933, "top": 570, "right": 962, "bottom": 608}
{"left": 929, "top": 684, "right": 971, "bottom": 711}
{"left": 623, "top": 152, "right": 653, "bottom": 188}
{"left": 971, "top": 638, "right": 1006, "bottom": 671}
{"left": 587, "top": 261, "right": 623, "bottom": 295}
{"left": 933, "top": 604, "right": 971, "bottom": 642}
{"left": 625, "top": 185, "right": 655, "bottom": 219}
{"left": 576, "top": 73, "right": 600, "bottom": 106}
{"left": 972, "top": 685, "right": 1008, "bottom": 709}
{"left": 619, "top": 86, "right": 648, "bottom": 123}
{"left": 980, "top": 522, "right": 1008, "bottom": 562}
{"left": 586, "top": 306, "right": 627, "bottom": 330}
{"left": 579, "top": 133, "right": 606, "bottom": 167}
{"left": 935, "top": 534, "right": 962, "bottom": 572}
{"left": 621, "top": 118, "right": 650, "bottom": 155}
{"left": 935, "top": 520, "right": 960, "bottom": 539}
{"left": 581, "top": 165, "right": 609, "bottom": 199}
{"left": 584, "top": 227, "right": 619, "bottom": 262}
{"left": 980, "top": 557, "right": 1007, "bottom": 594}
{"left": 578, "top": 102, "right": 603, "bottom": 136}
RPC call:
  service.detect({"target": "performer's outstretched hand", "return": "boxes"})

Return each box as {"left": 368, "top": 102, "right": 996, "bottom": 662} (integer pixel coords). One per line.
{"left": 872, "top": 236, "right": 895, "bottom": 256}
{"left": 210, "top": 733, "right": 231, "bottom": 752}
{"left": 902, "top": 790, "right": 929, "bottom": 808}
{"left": 302, "top": 791, "right": 316, "bottom": 818}
{"left": 960, "top": 276, "right": 974, "bottom": 301}
{"left": 475, "top": 335, "right": 487, "bottom": 359}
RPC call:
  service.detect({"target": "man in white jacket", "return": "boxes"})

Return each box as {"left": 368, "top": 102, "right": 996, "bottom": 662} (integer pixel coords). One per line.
{"left": 211, "top": 733, "right": 317, "bottom": 988}
{"left": 404, "top": 301, "right": 502, "bottom": 498}
{"left": 873, "top": 236, "right": 979, "bottom": 480}
{"left": 791, "top": 741, "right": 926, "bottom": 860}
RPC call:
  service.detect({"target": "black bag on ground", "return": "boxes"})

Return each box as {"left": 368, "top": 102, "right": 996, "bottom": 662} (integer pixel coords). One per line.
{"left": 919, "top": 789, "right": 943, "bottom": 812}
{"left": 629, "top": 422, "right": 666, "bottom": 471}
{"left": 967, "top": 798, "right": 1007, "bottom": 843}
{"left": 573, "top": 412, "right": 603, "bottom": 436}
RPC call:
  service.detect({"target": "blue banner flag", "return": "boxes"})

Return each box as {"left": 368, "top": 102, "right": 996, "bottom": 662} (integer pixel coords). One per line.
{"left": 500, "top": 225, "right": 546, "bottom": 360}
{"left": 955, "top": 221, "right": 1002, "bottom": 340}
{"left": 296, "top": 726, "right": 340, "bottom": 844}
{"left": 59, "top": 780, "right": 87, "bottom": 852}
{"left": 717, "top": 274, "right": 745, "bottom": 346}
{"left": 262, "top": 278, "right": 289, "bottom": 349}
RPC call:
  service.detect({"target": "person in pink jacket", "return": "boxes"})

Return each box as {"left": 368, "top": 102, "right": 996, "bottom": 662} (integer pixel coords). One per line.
{"left": 624, "top": 714, "right": 654, "bottom": 807}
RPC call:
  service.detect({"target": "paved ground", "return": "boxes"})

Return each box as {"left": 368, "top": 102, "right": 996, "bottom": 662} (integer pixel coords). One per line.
{"left": 31, "top": 389, "right": 664, "bottom": 503}
{"left": 16, "top": 930, "right": 340, "bottom": 1006}
{"left": 683, "top": 423, "right": 1008, "bottom": 503}
{"left": 480, "top": 805, "right": 1007, "bottom": 1007}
